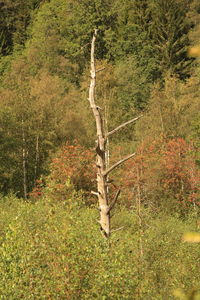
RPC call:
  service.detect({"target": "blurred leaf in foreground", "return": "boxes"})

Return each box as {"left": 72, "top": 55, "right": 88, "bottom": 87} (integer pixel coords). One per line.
{"left": 183, "top": 232, "right": 200, "bottom": 243}
{"left": 188, "top": 46, "right": 200, "bottom": 57}
{"left": 174, "top": 288, "right": 200, "bottom": 300}
{"left": 173, "top": 289, "right": 187, "bottom": 300}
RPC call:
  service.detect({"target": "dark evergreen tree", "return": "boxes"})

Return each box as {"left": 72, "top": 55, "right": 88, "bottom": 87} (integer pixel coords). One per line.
{"left": 105, "top": 0, "right": 151, "bottom": 58}
{"left": 0, "top": 0, "right": 43, "bottom": 56}
{"left": 150, "top": 0, "right": 193, "bottom": 79}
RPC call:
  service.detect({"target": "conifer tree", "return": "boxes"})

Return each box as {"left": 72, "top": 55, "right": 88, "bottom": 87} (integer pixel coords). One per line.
{"left": 150, "top": 0, "right": 192, "bottom": 79}
{"left": 0, "top": 0, "right": 42, "bottom": 56}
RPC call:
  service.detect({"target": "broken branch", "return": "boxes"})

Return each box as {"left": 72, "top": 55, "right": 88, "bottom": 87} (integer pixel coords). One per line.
{"left": 106, "top": 116, "right": 142, "bottom": 138}
{"left": 103, "top": 152, "right": 136, "bottom": 176}
{"left": 108, "top": 189, "right": 121, "bottom": 213}
{"left": 96, "top": 67, "right": 106, "bottom": 73}
{"left": 91, "top": 191, "right": 99, "bottom": 197}
{"left": 111, "top": 226, "right": 124, "bottom": 233}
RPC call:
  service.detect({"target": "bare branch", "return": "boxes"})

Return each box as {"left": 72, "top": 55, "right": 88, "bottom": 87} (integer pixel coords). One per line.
{"left": 108, "top": 189, "right": 121, "bottom": 213}
{"left": 111, "top": 226, "right": 124, "bottom": 233}
{"left": 81, "top": 42, "right": 90, "bottom": 50}
{"left": 103, "top": 152, "right": 136, "bottom": 176}
{"left": 96, "top": 67, "right": 106, "bottom": 73}
{"left": 106, "top": 116, "right": 142, "bottom": 138}
{"left": 91, "top": 191, "right": 99, "bottom": 197}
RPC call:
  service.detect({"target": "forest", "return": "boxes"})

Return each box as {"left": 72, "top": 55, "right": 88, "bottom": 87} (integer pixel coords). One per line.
{"left": 1, "top": 0, "right": 200, "bottom": 299}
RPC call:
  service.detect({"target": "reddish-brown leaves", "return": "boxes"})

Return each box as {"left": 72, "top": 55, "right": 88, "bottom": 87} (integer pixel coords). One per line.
{"left": 123, "top": 137, "right": 200, "bottom": 208}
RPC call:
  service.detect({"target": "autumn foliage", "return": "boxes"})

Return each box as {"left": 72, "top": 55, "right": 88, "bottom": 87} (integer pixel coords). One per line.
{"left": 160, "top": 138, "right": 200, "bottom": 205}
{"left": 30, "top": 142, "right": 96, "bottom": 201}
{"left": 49, "top": 142, "right": 95, "bottom": 190}
{"left": 123, "top": 137, "right": 200, "bottom": 209}
{"left": 30, "top": 138, "right": 200, "bottom": 211}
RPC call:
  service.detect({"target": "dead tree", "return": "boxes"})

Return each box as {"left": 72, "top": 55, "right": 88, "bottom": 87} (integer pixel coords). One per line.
{"left": 89, "top": 29, "right": 141, "bottom": 237}
{"left": 22, "top": 119, "right": 27, "bottom": 200}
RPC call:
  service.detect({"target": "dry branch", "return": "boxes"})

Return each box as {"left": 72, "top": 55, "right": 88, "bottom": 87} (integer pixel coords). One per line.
{"left": 103, "top": 152, "right": 136, "bottom": 176}
{"left": 91, "top": 191, "right": 99, "bottom": 197}
{"left": 106, "top": 116, "right": 142, "bottom": 138}
{"left": 111, "top": 226, "right": 124, "bottom": 233}
{"left": 96, "top": 67, "right": 106, "bottom": 73}
{"left": 108, "top": 189, "right": 121, "bottom": 213}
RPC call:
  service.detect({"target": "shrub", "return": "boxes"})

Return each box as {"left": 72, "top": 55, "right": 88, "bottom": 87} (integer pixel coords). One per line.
{"left": 0, "top": 196, "right": 200, "bottom": 299}
{"left": 30, "top": 142, "right": 96, "bottom": 204}
{"left": 123, "top": 137, "right": 200, "bottom": 212}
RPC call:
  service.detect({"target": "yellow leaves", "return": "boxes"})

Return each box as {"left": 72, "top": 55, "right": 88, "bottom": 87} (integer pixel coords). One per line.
{"left": 173, "top": 289, "right": 200, "bottom": 300}
{"left": 188, "top": 46, "right": 200, "bottom": 57}
{"left": 173, "top": 289, "right": 187, "bottom": 300}
{"left": 183, "top": 232, "right": 200, "bottom": 243}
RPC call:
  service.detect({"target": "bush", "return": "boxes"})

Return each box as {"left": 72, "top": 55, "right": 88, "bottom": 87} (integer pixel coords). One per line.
{"left": 0, "top": 195, "right": 200, "bottom": 299}
{"left": 123, "top": 137, "right": 200, "bottom": 213}
{"left": 30, "top": 142, "right": 96, "bottom": 204}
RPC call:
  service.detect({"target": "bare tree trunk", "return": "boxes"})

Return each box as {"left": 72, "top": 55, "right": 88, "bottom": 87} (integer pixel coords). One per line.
{"left": 136, "top": 165, "right": 144, "bottom": 299}
{"left": 34, "top": 135, "right": 39, "bottom": 181}
{"left": 136, "top": 165, "right": 143, "bottom": 257}
{"left": 89, "top": 30, "right": 142, "bottom": 237}
{"left": 22, "top": 122, "right": 27, "bottom": 200}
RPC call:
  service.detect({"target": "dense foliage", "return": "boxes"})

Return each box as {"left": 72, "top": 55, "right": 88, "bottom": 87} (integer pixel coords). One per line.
{"left": 1, "top": 0, "right": 200, "bottom": 298}
{"left": 0, "top": 195, "right": 200, "bottom": 299}
{"left": 0, "top": 0, "right": 198, "bottom": 197}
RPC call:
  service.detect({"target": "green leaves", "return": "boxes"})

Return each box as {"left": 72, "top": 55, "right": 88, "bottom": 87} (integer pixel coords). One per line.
{"left": 0, "top": 196, "right": 200, "bottom": 298}
{"left": 0, "top": 0, "right": 43, "bottom": 56}
{"left": 150, "top": 0, "right": 192, "bottom": 78}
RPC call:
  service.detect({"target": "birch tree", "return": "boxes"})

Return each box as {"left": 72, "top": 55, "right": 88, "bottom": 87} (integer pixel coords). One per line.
{"left": 88, "top": 30, "right": 141, "bottom": 237}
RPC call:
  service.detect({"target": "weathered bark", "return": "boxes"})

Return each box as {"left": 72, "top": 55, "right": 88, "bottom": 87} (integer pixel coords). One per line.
{"left": 89, "top": 30, "right": 140, "bottom": 237}
{"left": 89, "top": 29, "right": 110, "bottom": 237}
